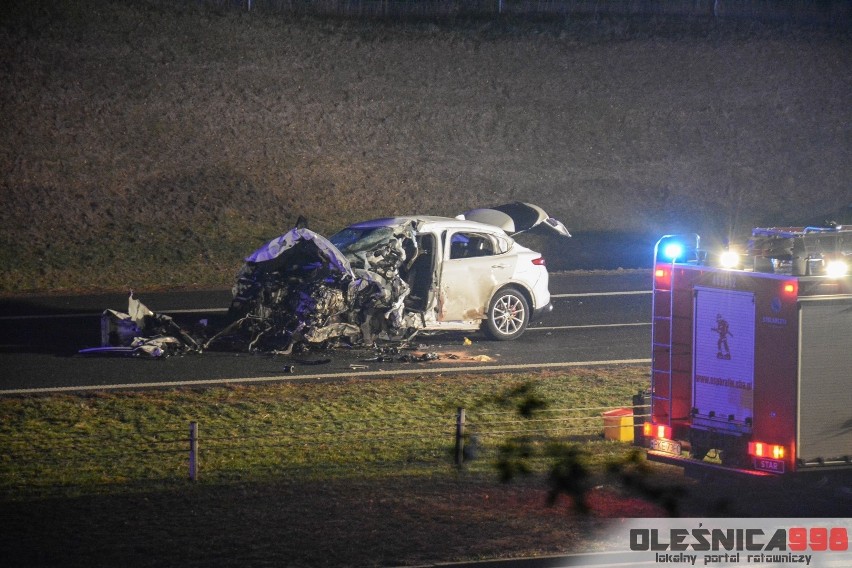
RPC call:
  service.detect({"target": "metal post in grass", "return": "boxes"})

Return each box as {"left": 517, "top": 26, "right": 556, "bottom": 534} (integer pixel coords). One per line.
{"left": 189, "top": 421, "right": 199, "bottom": 481}
{"left": 632, "top": 390, "right": 646, "bottom": 446}
{"left": 454, "top": 407, "right": 466, "bottom": 467}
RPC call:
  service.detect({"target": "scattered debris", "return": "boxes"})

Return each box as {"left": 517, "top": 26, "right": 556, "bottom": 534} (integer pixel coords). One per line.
{"left": 293, "top": 358, "right": 332, "bottom": 366}
{"left": 79, "top": 293, "right": 201, "bottom": 358}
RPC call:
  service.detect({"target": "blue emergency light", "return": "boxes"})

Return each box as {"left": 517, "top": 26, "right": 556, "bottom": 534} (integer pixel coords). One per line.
{"left": 662, "top": 242, "right": 684, "bottom": 261}
{"left": 654, "top": 234, "right": 700, "bottom": 263}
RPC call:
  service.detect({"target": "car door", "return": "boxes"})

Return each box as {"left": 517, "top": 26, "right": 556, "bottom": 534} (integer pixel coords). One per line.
{"left": 438, "top": 230, "right": 515, "bottom": 322}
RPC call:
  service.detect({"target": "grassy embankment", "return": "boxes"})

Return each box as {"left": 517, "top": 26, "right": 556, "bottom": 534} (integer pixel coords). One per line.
{"left": 0, "top": 367, "right": 648, "bottom": 496}
{"left": 1, "top": 365, "right": 847, "bottom": 565}
{"left": 2, "top": 1, "right": 850, "bottom": 294}
{"left": 1, "top": 367, "right": 664, "bottom": 567}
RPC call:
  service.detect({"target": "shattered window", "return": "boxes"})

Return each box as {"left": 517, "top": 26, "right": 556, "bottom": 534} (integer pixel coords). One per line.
{"left": 449, "top": 232, "right": 496, "bottom": 259}
{"left": 329, "top": 227, "right": 384, "bottom": 254}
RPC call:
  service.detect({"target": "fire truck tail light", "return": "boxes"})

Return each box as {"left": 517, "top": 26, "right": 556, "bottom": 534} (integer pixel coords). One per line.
{"left": 749, "top": 442, "right": 785, "bottom": 460}
{"left": 643, "top": 422, "right": 672, "bottom": 440}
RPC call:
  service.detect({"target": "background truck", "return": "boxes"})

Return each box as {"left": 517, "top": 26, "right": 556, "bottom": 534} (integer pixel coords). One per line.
{"left": 642, "top": 225, "right": 852, "bottom": 476}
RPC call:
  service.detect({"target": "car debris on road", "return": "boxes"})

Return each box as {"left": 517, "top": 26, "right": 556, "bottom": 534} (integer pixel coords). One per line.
{"left": 79, "top": 203, "right": 568, "bottom": 359}
{"left": 79, "top": 293, "right": 202, "bottom": 358}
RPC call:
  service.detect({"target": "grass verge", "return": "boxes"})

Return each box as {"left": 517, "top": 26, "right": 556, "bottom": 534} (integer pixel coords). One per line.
{"left": 0, "top": 367, "right": 659, "bottom": 567}
{"left": 1, "top": 366, "right": 847, "bottom": 567}
{"left": 0, "top": 367, "right": 648, "bottom": 498}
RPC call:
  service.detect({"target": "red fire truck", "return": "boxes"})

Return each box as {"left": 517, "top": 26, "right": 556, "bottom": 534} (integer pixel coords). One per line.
{"left": 643, "top": 226, "right": 852, "bottom": 476}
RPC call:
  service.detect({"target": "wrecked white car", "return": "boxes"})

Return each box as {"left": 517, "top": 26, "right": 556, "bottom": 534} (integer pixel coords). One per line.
{"left": 219, "top": 203, "right": 569, "bottom": 351}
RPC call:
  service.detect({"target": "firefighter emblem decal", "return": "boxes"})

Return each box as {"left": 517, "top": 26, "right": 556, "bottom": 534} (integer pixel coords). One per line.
{"left": 712, "top": 313, "right": 733, "bottom": 360}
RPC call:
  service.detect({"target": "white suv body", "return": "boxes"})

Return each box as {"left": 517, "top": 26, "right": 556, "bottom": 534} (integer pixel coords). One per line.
{"left": 331, "top": 215, "right": 554, "bottom": 340}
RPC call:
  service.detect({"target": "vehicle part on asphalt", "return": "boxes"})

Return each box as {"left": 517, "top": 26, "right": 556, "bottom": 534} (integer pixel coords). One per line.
{"left": 80, "top": 294, "right": 201, "bottom": 358}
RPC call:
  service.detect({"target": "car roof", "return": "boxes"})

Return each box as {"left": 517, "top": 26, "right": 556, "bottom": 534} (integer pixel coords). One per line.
{"left": 343, "top": 216, "right": 512, "bottom": 236}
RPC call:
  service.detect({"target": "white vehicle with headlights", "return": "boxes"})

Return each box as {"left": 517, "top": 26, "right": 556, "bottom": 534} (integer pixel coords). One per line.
{"left": 229, "top": 202, "right": 570, "bottom": 349}
{"left": 699, "top": 224, "right": 851, "bottom": 276}
{"left": 745, "top": 225, "right": 850, "bottom": 277}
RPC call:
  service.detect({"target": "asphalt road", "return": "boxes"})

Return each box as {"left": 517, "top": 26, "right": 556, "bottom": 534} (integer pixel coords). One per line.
{"left": 0, "top": 271, "right": 652, "bottom": 394}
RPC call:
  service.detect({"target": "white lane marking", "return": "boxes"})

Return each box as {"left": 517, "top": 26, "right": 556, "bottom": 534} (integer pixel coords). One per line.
{"left": 168, "top": 308, "right": 229, "bottom": 314}
{"left": 551, "top": 290, "right": 651, "bottom": 298}
{"left": 0, "top": 312, "right": 103, "bottom": 320}
{"left": 0, "top": 291, "right": 649, "bottom": 321}
{"left": 0, "top": 307, "right": 230, "bottom": 321}
{"left": 0, "top": 358, "right": 652, "bottom": 395}
{"left": 530, "top": 322, "right": 650, "bottom": 331}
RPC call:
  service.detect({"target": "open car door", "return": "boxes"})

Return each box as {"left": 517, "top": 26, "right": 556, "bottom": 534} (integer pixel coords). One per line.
{"left": 457, "top": 202, "right": 571, "bottom": 238}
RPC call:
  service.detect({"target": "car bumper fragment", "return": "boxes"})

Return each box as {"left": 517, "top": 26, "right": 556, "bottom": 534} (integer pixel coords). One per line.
{"left": 532, "top": 301, "right": 553, "bottom": 319}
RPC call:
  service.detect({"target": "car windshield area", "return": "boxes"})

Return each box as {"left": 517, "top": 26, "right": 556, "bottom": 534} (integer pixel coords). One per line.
{"left": 329, "top": 225, "right": 419, "bottom": 278}
{"left": 328, "top": 227, "right": 393, "bottom": 255}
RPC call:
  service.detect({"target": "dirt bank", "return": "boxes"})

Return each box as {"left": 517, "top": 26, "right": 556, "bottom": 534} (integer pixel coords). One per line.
{"left": 1, "top": 1, "right": 849, "bottom": 292}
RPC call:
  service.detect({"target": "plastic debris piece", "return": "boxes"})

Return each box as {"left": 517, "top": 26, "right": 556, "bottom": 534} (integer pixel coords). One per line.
{"left": 294, "top": 358, "right": 331, "bottom": 366}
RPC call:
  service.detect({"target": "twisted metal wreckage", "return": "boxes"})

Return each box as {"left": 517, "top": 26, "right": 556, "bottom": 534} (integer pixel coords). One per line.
{"left": 85, "top": 224, "right": 431, "bottom": 358}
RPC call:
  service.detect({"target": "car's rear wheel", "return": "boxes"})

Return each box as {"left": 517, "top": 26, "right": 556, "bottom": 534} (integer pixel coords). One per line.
{"left": 485, "top": 287, "right": 529, "bottom": 341}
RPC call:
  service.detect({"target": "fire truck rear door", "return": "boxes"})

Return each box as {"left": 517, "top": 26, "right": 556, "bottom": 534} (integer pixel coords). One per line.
{"left": 692, "top": 287, "right": 756, "bottom": 431}
{"left": 797, "top": 297, "right": 852, "bottom": 466}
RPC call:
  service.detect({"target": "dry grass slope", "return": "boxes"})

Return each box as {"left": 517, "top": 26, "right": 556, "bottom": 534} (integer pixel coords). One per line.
{"left": 1, "top": 0, "right": 850, "bottom": 293}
